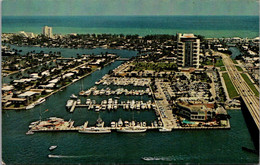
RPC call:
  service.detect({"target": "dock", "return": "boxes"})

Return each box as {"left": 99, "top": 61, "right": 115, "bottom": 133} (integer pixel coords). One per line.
{"left": 27, "top": 117, "right": 230, "bottom": 135}
{"left": 69, "top": 101, "right": 77, "bottom": 113}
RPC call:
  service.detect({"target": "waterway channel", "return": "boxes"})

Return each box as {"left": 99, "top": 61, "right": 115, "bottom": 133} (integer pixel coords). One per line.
{"left": 2, "top": 46, "right": 258, "bottom": 164}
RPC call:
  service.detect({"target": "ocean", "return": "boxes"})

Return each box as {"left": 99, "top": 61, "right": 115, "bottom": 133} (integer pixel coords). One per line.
{"left": 1, "top": 16, "right": 259, "bottom": 164}
{"left": 2, "top": 16, "right": 259, "bottom": 38}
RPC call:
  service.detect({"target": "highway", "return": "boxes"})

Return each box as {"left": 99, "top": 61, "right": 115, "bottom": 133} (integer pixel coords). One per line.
{"left": 216, "top": 51, "right": 260, "bottom": 130}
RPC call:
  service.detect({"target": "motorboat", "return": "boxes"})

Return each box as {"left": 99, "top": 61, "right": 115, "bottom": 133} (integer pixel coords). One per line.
{"left": 96, "top": 117, "right": 104, "bottom": 127}
{"left": 111, "top": 121, "right": 116, "bottom": 127}
{"left": 70, "top": 94, "right": 78, "bottom": 99}
{"left": 79, "top": 127, "right": 111, "bottom": 134}
{"left": 26, "top": 130, "right": 34, "bottom": 135}
{"left": 49, "top": 145, "right": 58, "bottom": 151}
{"left": 159, "top": 128, "right": 172, "bottom": 132}
{"left": 26, "top": 103, "right": 35, "bottom": 110}
{"left": 35, "top": 98, "right": 46, "bottom": 105}
{"left": 76, "top": 99, "right": 81, "bottom": 105}
{"left": 66, "top": 100, "right": 74, "bottom": 109}
{"left": 117, "top": 118, "right": 123, "bottom": 127}
{"left": 124, "top": 121, "right": 129, "bottom": 127}
{"left": 117, "top": 126, "right": 147, "bottom": 133}
{"left": 79, "top": 90, "right": 85, "bottom": 96}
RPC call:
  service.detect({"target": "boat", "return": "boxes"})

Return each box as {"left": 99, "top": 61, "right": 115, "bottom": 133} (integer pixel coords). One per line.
{"left": 142, "top": 157, "right": 156, "bottom": 161}
{"left": 96, "top": 117, "right": 104, "bottom": 127}
{"left": 35, "top": 98, "right": 46, "bottom": 105}
{"left": 79, "top": 127, "right": 111, "bottom": 134}
{"left": 26, "top": 130, "right": 34, "bottom": 135}
{"left": 66, "top": 100, "right": 74, "bottom": 109}
{"left": 49, "top": 145, "right": 58, "bottom": 151}
{"left": 117, "top": 118, "right": 123, "bottom": 127}
{"left": 76, "top": 99, "right": 81, "bottom": 105}
{"left": 117, "top": 126, "right": 147, "bottom": 133}
{"left": 70, "top": 94, "right": 78, "bottom": 99}
{"left": 124, "top": 121, "right": 129, "bottom": 127}
{"left": 86, "top": 99, "right": 91, "bottom": 105}
{"left": 79, "top": 90, "right": 85, "bottom": 96}
{"left": 111, "top": 121, "right": 116, "bottom": 127}
{"left": 159, "top": 128, "right": 172, "bottom": 132}
{"left": 26, "top": 103, "right": 35, "bottom": 110}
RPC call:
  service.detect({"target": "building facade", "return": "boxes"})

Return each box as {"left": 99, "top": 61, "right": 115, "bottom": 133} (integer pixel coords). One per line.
{"left": 177, "top": 33, "right": 200, "bottom": 68}
{"left": 42, "top": 26, "right": 53, "bottom": 38}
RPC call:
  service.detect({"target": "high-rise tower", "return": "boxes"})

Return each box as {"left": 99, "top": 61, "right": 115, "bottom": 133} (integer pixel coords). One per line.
{"left": 42, "top": 26, "right": 53, "bottom": 38}
{"left": 177, "top": 33, "right": 200, "bottom": 68}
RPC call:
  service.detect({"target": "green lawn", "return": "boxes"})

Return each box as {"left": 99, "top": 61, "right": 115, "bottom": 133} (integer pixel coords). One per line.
{"left": 222, "top": 73, "right": 239, "bottom": 99}
{"left": 236, "top": 66, "right": 243, "bottom": 72}
{"left": 215, "top": 59, "right": 224, "bottom": 67}
{"left": 232, "top": 59, "right": 238, "bottom": 64}
{"left": 241, "top": 73, "right": 259, "bottom": 97}
{"left": 203, "top": 60, "right": 213, "bottom": 66}
{"left": 220, "top": 66, "right": 226, "bottom": 71}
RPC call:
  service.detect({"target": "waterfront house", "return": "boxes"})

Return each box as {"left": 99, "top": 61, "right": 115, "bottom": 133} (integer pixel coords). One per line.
{"left": 8, "top": 98, "right": 27, "bottom": 106}
{"left": 17, "top": 91, "right": 38, "bottom": 103}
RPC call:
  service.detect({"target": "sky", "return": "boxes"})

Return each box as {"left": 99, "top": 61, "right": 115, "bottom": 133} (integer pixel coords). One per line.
{"left": 2, "top": 0, "right": 259, "bottom": 16}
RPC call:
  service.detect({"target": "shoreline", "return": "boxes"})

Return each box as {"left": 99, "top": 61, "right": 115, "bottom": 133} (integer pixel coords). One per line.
{"left": 3, "top": 59, "right": 116, "bottom": 110}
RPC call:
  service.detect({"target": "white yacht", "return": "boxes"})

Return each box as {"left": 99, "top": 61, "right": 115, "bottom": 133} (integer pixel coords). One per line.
{"left": 66, "top": 100, "right": 74, "bottom": 109}
{"left": 35, "top": 98, "right": 46, "bottom": 105}
{"left": 70, "top": 94, "right": 78, "bottom": 99}
{"left": 79, "top": 127, "right": 111, "bottom": 134}
{"left": 111, "top": 121, "right": 116, "bottom": 127}
{"left": 26, "top": 103, "right": 35, "bottom": 110}
{"left": 116, "top": 126, "right": 147, "bottom": 133}
{"left": 117, "top": 118, "right": 123, "bottom": 127}
{"left": 159, "top": 128, "right": 172, "bottom": 132}
{"left": 49, "top": 145, "right": 58, "bottom": 151}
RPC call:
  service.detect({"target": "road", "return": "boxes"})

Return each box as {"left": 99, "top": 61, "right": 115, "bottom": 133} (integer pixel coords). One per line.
{"left": 216, "top": 51, "right": 260, "bottom": 130}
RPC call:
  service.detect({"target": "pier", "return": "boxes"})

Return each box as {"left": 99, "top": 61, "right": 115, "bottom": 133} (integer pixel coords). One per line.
{"left": 69, "top": 101, "right": 77, "bottom": 113}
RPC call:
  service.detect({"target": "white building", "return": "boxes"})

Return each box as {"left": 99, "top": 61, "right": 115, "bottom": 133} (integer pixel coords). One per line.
{"left": 42, "top": 26, "right": 53, "bottom": 38}
{"left": 17, "top": 31, "right": 35, "bottom": 38}
{"left": 177, "top": 33, "right": 200, "bottom": 68}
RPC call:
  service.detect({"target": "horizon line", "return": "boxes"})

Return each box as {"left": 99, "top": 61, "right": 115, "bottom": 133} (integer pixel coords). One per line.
{"left": 2, "top": 15, "right": 259, "bottom": 17}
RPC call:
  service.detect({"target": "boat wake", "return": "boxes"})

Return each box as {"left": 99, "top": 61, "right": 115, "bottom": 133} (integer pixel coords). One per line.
{"left": 142, "top": 157, "right": 173, "bottom": 161}
{"left": 141, "top": 155, "right": 188, "bottom": 162}
{"left": 48, "top": 155, "right": 90, "bottom": 159}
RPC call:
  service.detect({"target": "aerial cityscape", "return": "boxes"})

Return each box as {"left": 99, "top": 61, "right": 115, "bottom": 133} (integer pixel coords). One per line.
{"left": 1, "top": 0, "right": 259, "bottom": 164}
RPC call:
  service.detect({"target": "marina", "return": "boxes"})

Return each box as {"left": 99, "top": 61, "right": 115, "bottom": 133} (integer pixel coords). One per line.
{"left": 79, "top": 86, "right": 152, "bottom": 96}
{"left": 1, "top": 1, "right": 259, "bottom": 163}
{"left": 27, "top": 115, "right": 230, "bottom": 135}
{"left": 3, "top": 46, "right": 256, "bottom": 164}
{"left": 72, "top": 99, "right": 155, "bottom": 112}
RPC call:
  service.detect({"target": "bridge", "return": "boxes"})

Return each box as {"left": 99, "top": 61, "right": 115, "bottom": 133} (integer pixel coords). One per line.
{"left": 217, "top": 51, "right": 260, "bottom": 130}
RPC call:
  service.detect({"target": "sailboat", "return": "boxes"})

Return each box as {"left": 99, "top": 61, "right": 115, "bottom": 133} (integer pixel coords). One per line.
{"left": 79, "top": 79, "right": 85, "bottom": 95}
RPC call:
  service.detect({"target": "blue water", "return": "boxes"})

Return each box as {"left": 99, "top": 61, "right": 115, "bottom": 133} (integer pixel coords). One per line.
{"left": 2, "top": 16, "right": 259, "bottom": 38}
{"left": 229, "top": 47, "right": 241, "bottom": 59}
{"left": 2, "top": 46, "right": 259, "bottom": 164}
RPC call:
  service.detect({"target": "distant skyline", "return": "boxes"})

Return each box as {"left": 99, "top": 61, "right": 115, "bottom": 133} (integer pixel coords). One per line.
{"left": 2, "top": 0, "right": 259, "bottom": 16}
